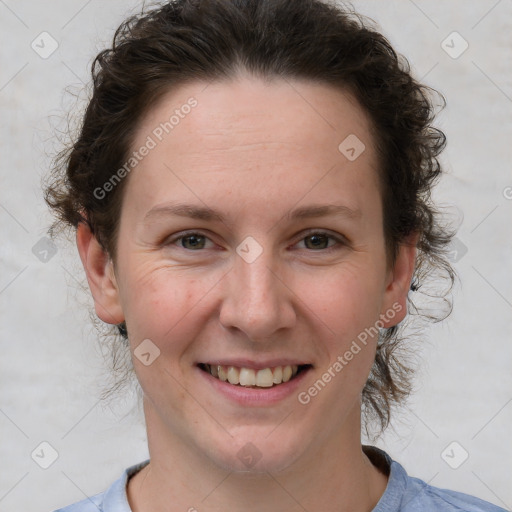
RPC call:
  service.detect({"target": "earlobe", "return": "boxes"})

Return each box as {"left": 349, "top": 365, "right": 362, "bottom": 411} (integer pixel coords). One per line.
{"left": 380, "top": 232, "right": 419, "bottom": 328}
{"left": 76, "top": 222, "right": 125, "bottom": 325}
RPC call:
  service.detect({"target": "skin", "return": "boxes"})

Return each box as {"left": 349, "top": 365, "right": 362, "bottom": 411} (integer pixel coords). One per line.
{"left": 77, "top": 75, "right": 418, "bottom": 512}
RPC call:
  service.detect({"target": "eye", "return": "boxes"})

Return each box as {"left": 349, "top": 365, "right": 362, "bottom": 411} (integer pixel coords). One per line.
{"left": 167, "top": 231, "right": 214, "bottom": 251}
{"left": 294, "top": 230, "right": 346, "bottom": 253}
{"left": 165, "top": 229, "right": 346, "bottom": 253}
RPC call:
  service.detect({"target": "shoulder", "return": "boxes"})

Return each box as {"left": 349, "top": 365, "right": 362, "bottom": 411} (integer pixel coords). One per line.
{"left": 399, "top": 472, "right": 508, "bottom": 512}
{"left": 365, "top": 446, "right": 507, "bottom": 512}
{"left": 53, "top": 493, "right": 104, "bottom": 512}
{"left": 398, "top": 472, "right": 507, "bottom": 512}
{"left": 51, "top": 459, "right": 150, "bottom": 512}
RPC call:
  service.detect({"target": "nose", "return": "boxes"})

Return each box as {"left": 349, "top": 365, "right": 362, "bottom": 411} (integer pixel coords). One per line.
{"left": 218, "top": 245, "right": 296, "bottom": 343}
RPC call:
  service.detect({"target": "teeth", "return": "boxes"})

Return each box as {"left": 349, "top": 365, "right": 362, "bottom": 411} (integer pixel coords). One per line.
{"left": 206, "top": 364, "right": 300, "bottom": 387}
{"left": 282, "top": 365, "right": 293, "bottom": 382}
{"left": 239, "top": 368, "right": 256, "bottom": 386}
{"left": 218, "top": 366, "right": 228, "bottom": 382}
{"left": 227, "top": 366, "right": 240, "bottom": 385}
{"left": 256, "top": 368, "right": 274, "bottom": 387}
{"left": 272, "top": 366, "right": 282, "bottom": 384}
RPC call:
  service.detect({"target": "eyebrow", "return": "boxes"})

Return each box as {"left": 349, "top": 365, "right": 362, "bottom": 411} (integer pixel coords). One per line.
{"left": 143, "top": 202, "right": 362, "bottom": 224}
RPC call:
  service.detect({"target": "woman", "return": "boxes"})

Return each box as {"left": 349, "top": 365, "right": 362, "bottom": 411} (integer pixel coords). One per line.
{"left": 45, "top": 0, "right": 507, "bottom": 510}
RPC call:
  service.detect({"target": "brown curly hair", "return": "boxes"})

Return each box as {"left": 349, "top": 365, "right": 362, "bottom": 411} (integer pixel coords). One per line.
{"left": 44, "top": 0, "right": 457, "bottom": 437}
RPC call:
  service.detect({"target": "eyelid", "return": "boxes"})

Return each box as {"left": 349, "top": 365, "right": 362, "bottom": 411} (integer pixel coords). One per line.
{"left": 298, "top": 228, "right": 348, "bottom": 244}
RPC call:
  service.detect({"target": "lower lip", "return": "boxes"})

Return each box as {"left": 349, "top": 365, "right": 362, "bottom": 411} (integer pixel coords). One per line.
{"left": 196, "top": 366, "right": 312, "bottom": 406}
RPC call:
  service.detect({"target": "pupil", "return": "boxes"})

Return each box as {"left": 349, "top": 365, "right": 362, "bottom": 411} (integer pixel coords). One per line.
{"left": 308, "top": 234, "right": 327, "bottom": 249}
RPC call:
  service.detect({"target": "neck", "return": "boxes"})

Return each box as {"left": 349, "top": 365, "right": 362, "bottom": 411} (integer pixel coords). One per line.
{"left": 128, "top": 399, "right": 389, "bottom": 512}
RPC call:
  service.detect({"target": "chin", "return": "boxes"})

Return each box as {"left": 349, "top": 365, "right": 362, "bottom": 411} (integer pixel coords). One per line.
{"left": 202, "top": 429, "right": 307, "bottom": 474}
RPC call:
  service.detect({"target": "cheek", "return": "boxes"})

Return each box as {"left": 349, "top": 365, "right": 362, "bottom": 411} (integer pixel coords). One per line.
{"left": 297, "top": 269, "right": 383, "bottom": 413}
{"left": 295, "top": 263, "right": 384, "bottom": 404}
{"left": 298, "top": 262, "right": 384, "bottom": 344}
{"left": 120, "top": 262, "right": 216, "bottom": 352}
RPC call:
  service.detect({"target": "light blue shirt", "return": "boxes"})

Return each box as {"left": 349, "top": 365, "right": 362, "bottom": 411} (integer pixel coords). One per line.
{"left": 53, "top": 447, "right": 508, "bottom": 511}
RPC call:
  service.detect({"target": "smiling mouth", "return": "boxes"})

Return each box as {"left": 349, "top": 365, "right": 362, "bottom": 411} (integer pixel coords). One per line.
{"left": 198, "top": 363, "right": 311, "bottom": 388}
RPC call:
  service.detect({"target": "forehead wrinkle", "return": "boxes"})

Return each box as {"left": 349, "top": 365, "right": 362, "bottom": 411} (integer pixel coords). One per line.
{"left": 142, "top": 202, "right": 362, "bottom": 227}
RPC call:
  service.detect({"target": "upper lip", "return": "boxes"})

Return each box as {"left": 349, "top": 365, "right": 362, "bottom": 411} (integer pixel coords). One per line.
{"left": 199, "top": 359, "right": 312, "bottom": 370}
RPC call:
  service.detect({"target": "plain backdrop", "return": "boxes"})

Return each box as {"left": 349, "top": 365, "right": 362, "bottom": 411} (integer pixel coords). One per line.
{"left": 0, "top": 1, "right": 511, "bottom": 511}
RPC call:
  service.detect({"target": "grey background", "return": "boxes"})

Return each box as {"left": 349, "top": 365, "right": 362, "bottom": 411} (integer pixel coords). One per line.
{"left": 0, "top": 1, "right": 511, "bottom": 511}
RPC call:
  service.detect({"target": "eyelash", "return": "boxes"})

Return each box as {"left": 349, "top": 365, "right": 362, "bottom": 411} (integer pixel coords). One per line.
{"left": 165, "top": 229, "right": 346, "bottom": 254}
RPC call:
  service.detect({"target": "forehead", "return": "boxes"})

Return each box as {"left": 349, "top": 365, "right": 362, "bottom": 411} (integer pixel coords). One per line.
{"left": 124, "top": 75, "right": 380, "bottom": 221}
{"left": 136, "top": 75, "right": 374, "bottom": 154}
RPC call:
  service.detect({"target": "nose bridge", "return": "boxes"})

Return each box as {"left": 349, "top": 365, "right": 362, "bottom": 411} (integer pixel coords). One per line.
{"left": 219, "top": 239, "right": 295, "bottom": 339}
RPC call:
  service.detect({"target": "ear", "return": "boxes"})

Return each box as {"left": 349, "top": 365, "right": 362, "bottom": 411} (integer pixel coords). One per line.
{"left": 76, "top": 221, "right": 124, "bottom": 325}
{"left": 379, "top": 232, "right": 419, "bottom": 328}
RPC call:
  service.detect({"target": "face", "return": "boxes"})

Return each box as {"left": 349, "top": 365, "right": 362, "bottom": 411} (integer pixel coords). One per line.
{"left": 80, "top": 75, "right": 415, "bottom": 474}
